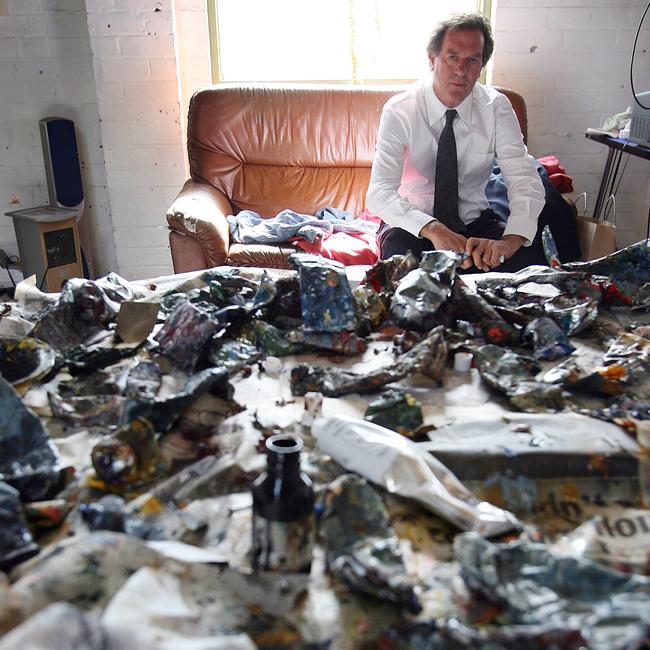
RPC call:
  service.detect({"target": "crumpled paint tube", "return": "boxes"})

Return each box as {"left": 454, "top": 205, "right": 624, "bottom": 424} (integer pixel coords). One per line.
{"left": 389, "top": 250, "right": 460, "bottom": 331}
{"left": 312, "top": 415, "right": 519, "bottom": 537}
{"left": 0, "top": 376, "right": 63, "bottom": 502}
{"left": 472, "top": 266, "right": 602, "bottom": 335}
{"left": 125, "top": 360, "right": 163, "bottom": 399}
{"left": 31, "top": 302, "right": 93, "bottom": 352}
{"left": 544, "top": 294, "right": 600, "bottom": 336}
{"left": 474, "top": 345, "right": 565, "bottom": 412}
{"left": 159, "top": 271, "right": 266, "bottom": 318}
{"left": 451, "top": 278, "right": 520, "bottom": 345}
{"left": 30, "top": 274, "right": 138, "bottom": 353}
{"left": 523, "top": 317, "right": 576, "bottom": 360}
{"left": 364, "top": 389, "right": 423, "bottom": 437}
{"left": 603, "top": 332, "right": 650, "bottom": 400}
{"left": 473, "top": 344, "right": 536, "bottom": 386}
{"left": 125, "top": 367, "right": 237, "bottom": 433}
{"left": 262, "top": 275, "right": 302, "bottom": 323}
{"left": 289, "top": 253, "right": 357, "bottom": 333}
{"left": 0, "top": 481, "right": 40, "bottom": 572}
{"left": 48, "top": 392, "right": 127, "bottom": 428}
{"left": 207, "top": 338, "right": 261, "bottom": 375}
{"left": 562, "top": 239, "right": 650, "bottom": 306}
{"left": 0, "top": 336, "right": 57, "bottom": 390}
{"left": 91, "top": 417, "right": 166, "bottom": 490}
{"left": 473, "top": 265, "right": 595, "bottom": 296}
{"left": 506, "top": 381, "right": 566, "bottom": 413}
{"left": 542, "top": 354, "right": 625, "bottom": 397}
{"left": 79, "top": 494, "right": 163, "bottom": 540}
{"left": 455, "top": 531, "right": 650, "bottom": 650}
{"left": 362, "top": 251, "right": 420, "bottom": 294}
{"left": 376, "top": 617, "right": 588, "bottom": 649}
{"left": 290, "top": 326, "right": 446, "bottom": 397}
{"left": 248, "top": 320, "right": 304, "bottom": 357}
{"left": 62, "top": 277, "right": 123, "bottom": 325}
{"left": 352, "top": 282, "right": 388, "bottom": 330}
{"left": 154, "top": 299, "right": 223, "bottom": 371}
{"left": 542, "top": 223, "right": 562, "bottom": 268}
{"left": 63, "top": 339, "right": 140, "bottom": 374}
{"left": 319, "top": 473, "right": 422, "bottom": 613}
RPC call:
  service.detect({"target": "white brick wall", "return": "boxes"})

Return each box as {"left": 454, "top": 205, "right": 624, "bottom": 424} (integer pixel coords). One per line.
{"left": 173, "top": 0, "right": 211, "bottom": 176}
{"left": 84, "top": 0, "right": 209, "bottom": 279}
{"left": 492, "top": 0, "right": 650, "bottom": 246}
{"left": 84, "top": 0, "right": 189, "bottom": 279}
{"left": 0, "top": 0, "right": 207, "bottom": 283}
{"left": 0, "top": 0, "right": 116, "bottom": 285}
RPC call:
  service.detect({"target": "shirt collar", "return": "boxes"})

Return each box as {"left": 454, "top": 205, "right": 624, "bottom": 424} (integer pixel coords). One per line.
{"left": 424, "top": 74, "right": 474, "bottom": 128}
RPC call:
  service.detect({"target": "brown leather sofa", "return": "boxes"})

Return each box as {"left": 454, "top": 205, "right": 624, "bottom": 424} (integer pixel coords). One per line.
{"left": 166, "top": 83, "right": 528, "bottom": 272}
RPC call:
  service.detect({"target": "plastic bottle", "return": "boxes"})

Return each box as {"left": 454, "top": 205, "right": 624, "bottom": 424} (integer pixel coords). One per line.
{"left": 251, "top": 434, "right": 314, "bottom": 572}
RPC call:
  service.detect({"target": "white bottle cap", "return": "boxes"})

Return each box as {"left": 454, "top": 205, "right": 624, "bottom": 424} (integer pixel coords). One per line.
{"left": 262, "top": 356, "right": 282, "bottom": 375}
{"left": 453, "top": 351, "right": 473, "bottom": 372}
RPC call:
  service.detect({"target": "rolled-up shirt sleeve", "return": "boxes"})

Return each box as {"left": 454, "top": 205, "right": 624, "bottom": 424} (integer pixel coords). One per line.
{"left": 366, "top": 105, "right": 433, "bottom": 237}
{"left": 494, "top": 95, "right": 545, "bottom": 245}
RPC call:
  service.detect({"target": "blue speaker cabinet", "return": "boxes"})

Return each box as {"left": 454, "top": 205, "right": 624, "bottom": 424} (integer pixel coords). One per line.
{"left": 40, "top": 117, "right": 84, "bottom": 210}
{"left": 5, "top": 206, "right": 82, "bottom": 292}
{"left": 4, "top": 117, "right": 85, "bottom": 291}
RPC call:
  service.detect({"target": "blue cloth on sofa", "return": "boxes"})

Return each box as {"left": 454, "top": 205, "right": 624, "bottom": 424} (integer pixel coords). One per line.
{"left": 228, "top": 208, "right": 378, "bottom": 245}
{"left": 486, "top": 163, "right": 581, "bottom": 263}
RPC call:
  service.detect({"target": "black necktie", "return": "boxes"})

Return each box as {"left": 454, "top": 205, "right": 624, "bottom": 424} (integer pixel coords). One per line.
{"left": 433, "top": 109, "right": 466, "bottom": 234}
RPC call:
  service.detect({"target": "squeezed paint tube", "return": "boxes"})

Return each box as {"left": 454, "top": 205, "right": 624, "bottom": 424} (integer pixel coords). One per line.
{"left": 312, "top": 414, "right": 519, "bottom": 537}
{"left": 454, "top": 531, "right": 650, "bottom": 647}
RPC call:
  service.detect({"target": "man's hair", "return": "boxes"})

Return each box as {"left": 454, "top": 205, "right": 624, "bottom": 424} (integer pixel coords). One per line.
{"left": 427, "top": 13, "right": 494, "bottom": 67}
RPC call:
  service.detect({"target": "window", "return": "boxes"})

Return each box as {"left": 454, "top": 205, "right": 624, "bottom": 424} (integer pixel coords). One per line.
{"left": 208, "top": 0, "right": 490, "bottom": 84}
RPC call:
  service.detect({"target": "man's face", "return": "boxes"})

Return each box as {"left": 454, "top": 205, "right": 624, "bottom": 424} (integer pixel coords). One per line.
{"left": 430, "top": 28, "right": 484, "bottom": 108}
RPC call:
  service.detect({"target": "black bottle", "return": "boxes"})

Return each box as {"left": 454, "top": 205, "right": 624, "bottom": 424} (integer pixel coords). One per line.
{"left": 252, "top": 434, "right": 314, "bottom": 572}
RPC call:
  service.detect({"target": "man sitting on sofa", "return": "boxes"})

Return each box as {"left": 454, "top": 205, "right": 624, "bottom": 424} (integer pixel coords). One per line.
{"left": 366, "top": 12, "right": 551, "bottom": 272}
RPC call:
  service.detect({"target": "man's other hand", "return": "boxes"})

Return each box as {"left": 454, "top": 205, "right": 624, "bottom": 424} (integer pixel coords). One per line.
{"left": 465, "top": 234, "right": 525, "bottom": 271}
{"left": 419, "top": 220, "right": 472, "bottom": 268}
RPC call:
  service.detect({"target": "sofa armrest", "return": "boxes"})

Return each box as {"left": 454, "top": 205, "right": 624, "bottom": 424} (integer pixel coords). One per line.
{"left": 166, "top": 179, "right": 233, "bottom": 268}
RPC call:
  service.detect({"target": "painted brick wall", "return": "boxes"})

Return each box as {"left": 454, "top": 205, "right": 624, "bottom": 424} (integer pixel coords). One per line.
{"left": 85, "top": 0, "right": 187, "bottom": 280}
{"left": 0, "top": 0, "right": 208, "bottom": 283}
{"left": 173, "top": 0, "right": 212, "bottom": 174}
{"left": 492, "top": 0, "right": 650, "bottom": 246}
{"left": 0, "top": 0, "right": 116, "bottom": 286}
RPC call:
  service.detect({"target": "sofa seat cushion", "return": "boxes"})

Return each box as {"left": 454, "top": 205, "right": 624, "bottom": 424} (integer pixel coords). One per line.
{"left": 227, "top": 243, "right": 297, "bottom": 269}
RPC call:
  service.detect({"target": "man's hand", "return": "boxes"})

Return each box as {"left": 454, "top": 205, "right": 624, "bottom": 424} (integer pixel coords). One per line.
{"left": 465, "top": 234, "right": 525, "bottom": 271}
{"left": 419, "top": 221, "right": 473, "bottom": 268}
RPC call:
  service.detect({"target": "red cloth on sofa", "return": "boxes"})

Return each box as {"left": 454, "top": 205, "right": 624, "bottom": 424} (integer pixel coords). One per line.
{"left": 294, "top": 211, "right": 381, "bottom": 265}
{"left": 538, "top": 155, "right": 574, "bottom": 194}
{"left": 295, "top": 230, "right": 379, "bottom": 265}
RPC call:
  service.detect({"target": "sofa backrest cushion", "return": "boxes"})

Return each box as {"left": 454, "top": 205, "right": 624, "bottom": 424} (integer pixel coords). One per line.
{"left": 187, "top": 83, "right": 527, "bottom": 219}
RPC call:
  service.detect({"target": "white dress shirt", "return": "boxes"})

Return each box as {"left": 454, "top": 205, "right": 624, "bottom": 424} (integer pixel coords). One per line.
{"left": 366, "top": 75, "right": 545, "bottom": 244}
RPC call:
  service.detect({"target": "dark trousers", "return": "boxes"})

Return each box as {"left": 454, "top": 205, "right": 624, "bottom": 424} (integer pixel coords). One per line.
{"left": 379, "top": 209, "right": 549, "bottom": 273}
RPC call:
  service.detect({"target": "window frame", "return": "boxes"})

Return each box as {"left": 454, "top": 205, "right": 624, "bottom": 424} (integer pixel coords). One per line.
{"left": 207, "top": 0, "right": 493, "bottom": 85}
